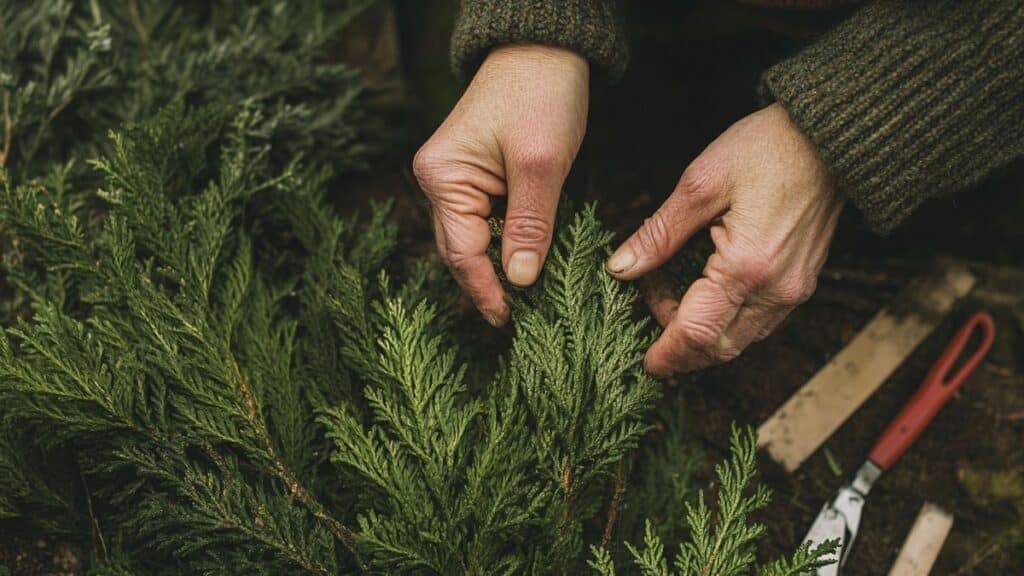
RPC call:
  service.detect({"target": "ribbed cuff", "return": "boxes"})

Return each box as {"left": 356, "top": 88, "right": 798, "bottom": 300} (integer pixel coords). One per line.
{"left": 760, "top": 0, "right": 1024, "bottom": 234}
{"left": 451, "top": 0, "right": 629, "bottom": 81}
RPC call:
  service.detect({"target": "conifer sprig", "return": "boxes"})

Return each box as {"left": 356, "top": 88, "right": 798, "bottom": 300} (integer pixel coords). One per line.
{"left": 1, "top": 0, "right": 375, "bottom": 185}
{"left": 590, "top": 426, "right": 838, "bottom": 576}
{"left": 1, "top": 103, "right": 370, "bottom": 573}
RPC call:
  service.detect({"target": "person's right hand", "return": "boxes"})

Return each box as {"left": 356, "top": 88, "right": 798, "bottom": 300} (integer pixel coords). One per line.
{"left": 413, "top": 44, "right": 589, "bottom": 327}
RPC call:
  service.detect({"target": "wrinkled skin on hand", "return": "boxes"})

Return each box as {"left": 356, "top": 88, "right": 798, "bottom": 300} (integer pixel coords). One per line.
{"left": 415, "top": 45, "right": 841, "bottom": 377}
{"left": 413, "top": 44, "right": 589, "bottom": 327}
{"left": 607, "top": 103, "right": 844, "bottom": 377}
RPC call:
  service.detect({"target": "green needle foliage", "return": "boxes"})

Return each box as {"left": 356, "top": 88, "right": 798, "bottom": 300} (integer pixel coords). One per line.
{"left": 317, "top": 204, "right": 661, "bottom": 574}
{"left": 0, "top": 1, "right": 836, "bottom": 574}
{"left": 1, "top": 102, "right": 361, "bottom": 574}
{"left": 589, "top": 427, "right": 838, "bottom": 576}
{"left": 0, "top": 0, "right": 376, "bottom": 185}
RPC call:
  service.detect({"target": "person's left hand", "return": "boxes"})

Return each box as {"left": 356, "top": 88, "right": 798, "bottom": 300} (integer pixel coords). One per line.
{"left": 606, "top": 103, "right": 845, "bottom": 377}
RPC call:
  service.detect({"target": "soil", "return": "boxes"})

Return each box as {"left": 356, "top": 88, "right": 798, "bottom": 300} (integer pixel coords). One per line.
{"left": 0, "top": 534, "right": 83, "bottom": 576}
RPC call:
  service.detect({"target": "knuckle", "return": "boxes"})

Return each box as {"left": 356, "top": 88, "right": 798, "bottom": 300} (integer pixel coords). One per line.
{"left": 514, "top": 144, "right": 571, "bottom": 177}
{"left": 447, "top": 257, "right": 479, "bottom": 284}
{"left": 635, "top": 212, "right": 674, "bottom": 256}
{"left": 714, "top": 344, "right": 742, "bottom": 363}
{"left": 412, "top": 146, "right": 445, "bottom": 189}
{"left": 446, "top": 248, "right": 474, "bottom": 270}
{"left": 756, "top": 309, "right": 792, "bottom": 342}
{"left": 503, "top": 213, "right": 551, "bottom": 245}
{"left": 706, "top": 334, "right": 743, "bottom": 365}
{"left": 676, "top": 317, "right": 721, "bottom": 352}
{"left": 676, "top": 160, "right": 720, "bottom": 201}
{"left": 732, "top": 255, "right": 772, "bottom": 290}
{"left": 775, "top": 275, "right": 818, "bottom": 306}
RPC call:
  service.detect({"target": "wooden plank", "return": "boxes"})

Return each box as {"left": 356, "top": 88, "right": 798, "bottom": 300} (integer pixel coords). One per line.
{"left": 887, "top": 503, "right": 954, "bottom": 576}
{"left": 758, "top": 262, "right": 975, "bottom": 472}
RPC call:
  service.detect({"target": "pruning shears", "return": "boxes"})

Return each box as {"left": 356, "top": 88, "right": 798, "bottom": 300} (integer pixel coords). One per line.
{"left": 803, "top": 311, "right": 996, "bottom": 575}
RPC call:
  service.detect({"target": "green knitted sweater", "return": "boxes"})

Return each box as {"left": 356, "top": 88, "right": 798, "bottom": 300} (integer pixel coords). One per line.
{"left": 450, "top": 0, "right": 1024, "bottom": 233}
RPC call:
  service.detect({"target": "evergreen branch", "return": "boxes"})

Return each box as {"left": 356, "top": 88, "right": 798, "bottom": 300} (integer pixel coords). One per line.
{"left": 674, "top": 426, "right": 770, "bottom": 576}
{"left": 0, "top": 2, "right": 840, "bottom": 569}
{"left": 118, "top": 442, "right": 339, "bottom": 576}
{"left": 758, "top": 541, "right": 839, "bottom": 576}
{"left": 605, "top": 426, "right": 838, "bottom": 576}
{"left": 588, "top": 546, "right": 618, "bottom": 576}
{"left": 0, "top": 2, "right": 388, "bottom": 572}
{"left": 0, "top": 429, "right": 33, "bottom": 518}
{"left": 624, "top": 521, "right": 670, "bottom": 576}
{"left": 228, "top": 354, "right": 366, "bottom": 573}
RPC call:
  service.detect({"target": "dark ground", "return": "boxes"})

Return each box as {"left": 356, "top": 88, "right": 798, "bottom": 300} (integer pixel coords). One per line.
{"left": 2, "top": 1, "right": 1021, "bottom": 573}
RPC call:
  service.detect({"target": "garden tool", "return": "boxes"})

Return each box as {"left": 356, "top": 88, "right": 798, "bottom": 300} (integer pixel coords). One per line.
{"left": 802, "top": 311, "right": 995, "bottom": 576}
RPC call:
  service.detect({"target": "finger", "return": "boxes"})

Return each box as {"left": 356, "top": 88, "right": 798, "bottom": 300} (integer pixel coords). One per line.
{"left": 501, "top": 153, "right": 567, "bottom": 287}
{"left": 431, "top": 208, "right": 449, "bottom": 266}
{"left": 723, "top": 297, "right": 794, "bottom": 349}
{"left": 637, "top": 270, "right": 678, "bottom": 328}
{"left": 644, "top": 274, "right": 745, "bottom": 377}
{"left": 434, "top": 200, "right": 510, "bottom": 327}
{"left": 705, "top": 299, "right": 791, "bottom": 373}
{"left": 607, "top": 167, "right": 724, "bottom": 281}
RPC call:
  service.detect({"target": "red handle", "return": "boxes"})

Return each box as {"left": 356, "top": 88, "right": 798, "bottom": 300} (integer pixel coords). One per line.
{"left": 867, "top": 311, "right": 995, "bottom": 471}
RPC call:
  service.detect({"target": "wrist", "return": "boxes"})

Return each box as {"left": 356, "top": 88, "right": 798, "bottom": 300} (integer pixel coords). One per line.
{"left": 479, "top": 44, "right": 589, "bottom": 80}
{"left": 768, "top": 103, "right": 844, "bottom": 204}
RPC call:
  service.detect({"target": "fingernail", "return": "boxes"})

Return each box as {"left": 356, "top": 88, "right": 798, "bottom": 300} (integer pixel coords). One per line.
{"left": 484, "top": 306, "right": 510, "bottom": 328}
{"left": 507, "top": 250, "right": 540, "bottom": 287}
{"left": 607, "top": 246, "right": 637, "bottom": 274}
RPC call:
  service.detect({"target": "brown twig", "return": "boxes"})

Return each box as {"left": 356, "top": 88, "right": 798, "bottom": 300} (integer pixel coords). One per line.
{"left": 601, "top": 461, "right": 625, "bottom": 548}
{"left": 47, "top": 97, "right": 74, "bottom": 122}
{"left": 228, "top": 356, "right": 367, "bottom": 572}
{"left": 0, "top": 90, "right": 12, "bottom": 168}
{"left": 80, "top": 470, "right": 109, "bottom": 564}
{"left": 560, "top": 460, "right": 573, "bottom": 531}
{"left": 952, "top": 541, "right": 1001, "bottom": 575}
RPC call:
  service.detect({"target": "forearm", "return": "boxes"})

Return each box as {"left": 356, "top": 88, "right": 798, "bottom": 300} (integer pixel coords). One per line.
{"left": 760, "top": 0, "right": 1024, "bottom": 233}
{"left": 450, "top": 0, "right": 629, "bottom": 80}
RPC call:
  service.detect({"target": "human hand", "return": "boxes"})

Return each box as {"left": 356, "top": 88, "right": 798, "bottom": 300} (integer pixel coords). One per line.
{"left": 607, "top": 103, "right": 844, "bottom": 376}
{"left": 413, "top": 44, "right": 589, "bottom": 327}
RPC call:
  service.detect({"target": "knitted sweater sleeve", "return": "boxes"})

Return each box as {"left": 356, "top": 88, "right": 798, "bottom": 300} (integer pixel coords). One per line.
{"left": 760, "top": 0, "right": 1024, "bottom": 234}
{"left": 450, "top": 0, "right": 629, "bottom": 80}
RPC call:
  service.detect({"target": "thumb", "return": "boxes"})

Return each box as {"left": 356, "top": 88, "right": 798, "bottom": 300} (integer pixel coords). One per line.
{"left": 501, "top": 153, "right": 567, "bottom": 287}
{"left": 607, "top": 167, "right": 723, "bottom": 281}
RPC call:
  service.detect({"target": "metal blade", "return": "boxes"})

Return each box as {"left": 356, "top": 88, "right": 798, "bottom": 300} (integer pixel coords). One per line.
{"left": 803, "top": 499, "right": 847, "bottom": 576}
{"left": 803, "top": 461, "right": 881, "bottom": 575}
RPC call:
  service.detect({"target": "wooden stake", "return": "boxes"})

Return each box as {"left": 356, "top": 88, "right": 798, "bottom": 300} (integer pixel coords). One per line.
{"left": 758, "top": 262, "right": 975, "bottom": 472}
{"left": 888, "top": 503, "right": 954, "bottom": 576}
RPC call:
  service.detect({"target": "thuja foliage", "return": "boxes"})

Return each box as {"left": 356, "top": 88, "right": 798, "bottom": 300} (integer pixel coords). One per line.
{"left": 0, "top": 1, "right": 837, "bottom": 574}
{"left": 0, "top": 106, "right": 829, "bottom": 572}
{"left": 0, "top": 110, "right": 836, "bottom": 573}
{"left": 590, "top": 428, "right": 837, "bottom": 576}
{"left": 0, "top": 103, "right": 365, "bottom": 573}
{"left": 0, "top": 0, "right": 376, "bottom": 184}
